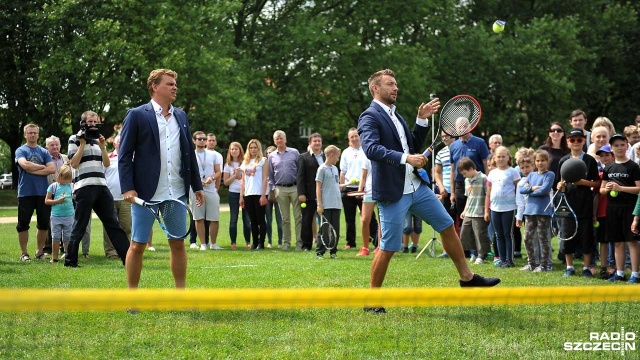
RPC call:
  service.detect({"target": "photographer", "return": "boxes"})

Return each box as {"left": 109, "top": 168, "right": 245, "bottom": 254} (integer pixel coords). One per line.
{"left": 64, "top": 111, "right": 130, "bottom": 268}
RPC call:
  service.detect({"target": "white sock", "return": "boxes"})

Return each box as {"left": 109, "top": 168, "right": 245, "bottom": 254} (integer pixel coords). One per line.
{"left": 583, "top": 267, "right": 589, "bottom": 271}
{"left": 617, "top": 270, "right": 625, "bottom": 277}
{"left": 567, "top": 266, "right": 574, "bottom": 270}
{"left": 632, "top": 272, "right": 639, "bottom": 278}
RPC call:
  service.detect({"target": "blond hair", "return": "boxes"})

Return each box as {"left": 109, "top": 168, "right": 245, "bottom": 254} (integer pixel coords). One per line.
{"left": 56, "top": 164, "right": 73, "bottom": 183}
{"left": 147, "top": 69, "right": 177, "bottom": 97}
{"left": 368, "top": 69, "right": 395, "bottom": 97}
{"left": 243, "top": 139, "right": 264, "bottom": 165}
{"left": 324, "top": 145, "right": 341, "bottom": 157}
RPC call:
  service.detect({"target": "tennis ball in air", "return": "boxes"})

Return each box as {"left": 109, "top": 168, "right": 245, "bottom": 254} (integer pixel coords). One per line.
{"left": 301, "top": 202, "right": 307, "bottom": 208}
{"left": 594, "top": 221, "right": 600, "bottom": 228}
{"left": 493, "top": 20, "right": 506, "bottom": 33}
{"left": 610, "top": 190, "right": 618, "bottom": 197}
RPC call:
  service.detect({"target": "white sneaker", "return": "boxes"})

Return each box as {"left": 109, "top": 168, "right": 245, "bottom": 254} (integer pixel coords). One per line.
{"left": 469, "top": 254, "right": 477, "bottom": 263}
{"left": 200, "top": 244, "right": 207, "bottom": 251}
{"left": 189, "top": 243, "right": 199, "bottom": 249}
{"left": 210, "top": 243, "right": 223, "bottom": 250}
{"left": 147, "top": 247, "right": 156, "bottom": 252}
{"left": 474, "top": 257, "right": 484, "bottom": 265}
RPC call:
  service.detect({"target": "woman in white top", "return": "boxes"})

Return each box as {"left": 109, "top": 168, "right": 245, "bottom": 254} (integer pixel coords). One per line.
{"left": 239, "top": 139, "right": 269, "bottom": 250}
{"left": 223, "top": 142, "right": 251, "bottom": 249}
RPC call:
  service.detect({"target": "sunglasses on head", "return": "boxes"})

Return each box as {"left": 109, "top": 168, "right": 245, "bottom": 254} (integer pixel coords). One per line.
{"left": 549, "top": 128, "right": 564, "bottom": 133}
{"left": 568, "top": 137, "right": 584, "bottom": 143}
{"left": 196, "top": 137, "right": 206, "bottom": 141}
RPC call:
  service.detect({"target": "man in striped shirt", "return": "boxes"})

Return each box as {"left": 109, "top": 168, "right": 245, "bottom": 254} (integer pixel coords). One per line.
{"left": 64, "top": 111, "right": 130, "bottom": 268}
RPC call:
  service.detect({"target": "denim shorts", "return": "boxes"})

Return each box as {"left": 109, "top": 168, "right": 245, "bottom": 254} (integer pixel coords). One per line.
{"left": 50, "top": 215, "right": 74, "bottom": 242}
{"left": 131, "top": 196, "right": 187, "bottom": 243}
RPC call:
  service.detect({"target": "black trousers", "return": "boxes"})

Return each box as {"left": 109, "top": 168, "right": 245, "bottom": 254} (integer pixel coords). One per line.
{"left": 301, "top": 199, "right": 318, "bottom": 250}
{"left": 342, "top": 194, "right": 378, "bottom": 248}
{"left": 64, "top": 186, "right": 129, "bottom": 267}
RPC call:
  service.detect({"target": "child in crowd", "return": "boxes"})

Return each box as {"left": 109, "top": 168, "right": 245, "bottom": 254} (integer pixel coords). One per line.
{"left": 600, "top": 134, "right": 640, "bottom": 282}
{"left": 357, "top": 158, "right": 378, "bottom": 256}
{"left": 402, "top": 214, "right": 421, "bottom": 253}
{"left": 558, "top": 128, "right": 600, "bottom": 278}
{"left": 458, "top": 157, "right": 490, "bottom": 264}
{"left": 520, "top": 150, "right": 555, "bottom": 272}
{"left": 316, "top": 145, "right": 342, "bottom": 259}
{"left": 486, "top": 146, "right": 520, "bottom": 268}
{"left": 514, "top": 148, "right": 536, "bottom": 260}
{"left": 44, "top": 164, "right": 74, "bottom": 263}
{"left": 514, "top": 148, "right": 536, "bottom": 268}
{"left": 485, "top": 154, "right": 498, "bottom": 263}
{"left": 595, "top": 145, "right": 615, "bottom": 279}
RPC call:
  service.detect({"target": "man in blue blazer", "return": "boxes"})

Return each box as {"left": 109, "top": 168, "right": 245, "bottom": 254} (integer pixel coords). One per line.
{"left": 119, "top": 68, "right": 204, "bottom": 289}
{"left": 358, "top": 69, "right": 500, "bottom": 312}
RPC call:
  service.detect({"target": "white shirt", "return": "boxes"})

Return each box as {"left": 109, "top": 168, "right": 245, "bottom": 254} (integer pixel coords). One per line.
{"left": 104, "top": 152, "right": 122, "bottom": 200}
{"left": 373, "top": 99, "right": 427, "bottom": 194}
{"left": 242, "top": 157, "right": 266, "bottom": 196}
{"left": 223, "top": 161, "right": 242, "bottom": 193}
{"left": 151, "top": 99, "right": 184, "bottom": 201}
{"left": 340, "top": 146, "right": 367, "bottom": 185}
{"left": 195, "top": 149, "right": 218, "bottom": 193}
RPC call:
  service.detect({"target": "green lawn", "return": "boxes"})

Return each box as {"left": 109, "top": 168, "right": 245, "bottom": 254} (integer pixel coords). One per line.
{"left": 0, "top": 211, "right": 638, "bottom": 359}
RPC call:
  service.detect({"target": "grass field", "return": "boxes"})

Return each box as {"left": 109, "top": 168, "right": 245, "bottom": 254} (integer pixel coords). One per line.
{"left": 0, "top": 209, "right": 639, "bottom": 359}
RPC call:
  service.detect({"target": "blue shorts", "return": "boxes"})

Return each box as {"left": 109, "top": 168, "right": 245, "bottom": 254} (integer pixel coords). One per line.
{"left": 378, "top": 184, "right": 453, "bottom": 252}
{"left": 363, "top": 194, "right": 376, "bottom": 203}
{"left": 131, "top": 197, "right": 187, "bottom": 243}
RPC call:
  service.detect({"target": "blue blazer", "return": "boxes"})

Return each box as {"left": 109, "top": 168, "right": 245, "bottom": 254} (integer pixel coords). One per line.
{"left": 118, "top": 101, "right": 203, "bottom": 201}
{"left": 358, "top": 101, "right": 429, "bottom": 202}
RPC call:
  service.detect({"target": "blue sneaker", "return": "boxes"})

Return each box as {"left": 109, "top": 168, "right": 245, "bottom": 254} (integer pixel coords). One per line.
{"left": 628, "top": 275, "right": 640, "bottom": 284}
{"left": 609, "top": 273, "right": 626, "bottom": 282}
{"left": 563, "top": 268, "right": 575, "bottom": 277}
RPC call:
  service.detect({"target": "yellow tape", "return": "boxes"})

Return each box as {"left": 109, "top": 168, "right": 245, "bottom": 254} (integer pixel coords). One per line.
{"left": 1, "top": 286, "right": 638, "bottom": 311}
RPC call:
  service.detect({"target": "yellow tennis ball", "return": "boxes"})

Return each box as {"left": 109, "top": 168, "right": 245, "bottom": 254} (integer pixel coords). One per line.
{"left": 610, "top": 190, "right": 618, "bottom": 197}
{"left": 493, "top": 20, "right": 506, "bottom": 33}
{"left": 594, "top": 221, "right": 600, "bottom": 228}
{"left": 350, "top": 178, "right": 358, "bottom": 184}
{"left": 301, "top": 202, "right": 307, "bottom": 208}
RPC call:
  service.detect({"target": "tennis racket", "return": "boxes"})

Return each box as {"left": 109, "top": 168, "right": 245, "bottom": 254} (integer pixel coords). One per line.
{"left": 133, "top": 197, "right": 194, "bottom": 239}
{"left": 551, "top": 192, "right": 578, "bottom": 242}
{"left": 422, "top": 95, "right": 482, "bottom": 158}
{"left": 317, "top": 214, "right": 338, "bottom": 250}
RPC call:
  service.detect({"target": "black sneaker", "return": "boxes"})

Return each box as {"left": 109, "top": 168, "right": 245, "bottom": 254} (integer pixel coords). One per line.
{"left": 402, "top": 247, "right": 409, "bottom": 253}
{"left": 582, "top": 269, "right": 593, "bottom": 278}
{"left": 513, "top": 252, "right": 522, "bottom": 259}
{"left": 363, "top": 307, "right": 386, "bottom": 314}
{"left": 410, "top": 246, "right": 417, "bottom": 254}
{"left": 459, "top": 274, "right": 501, "bottom": 287}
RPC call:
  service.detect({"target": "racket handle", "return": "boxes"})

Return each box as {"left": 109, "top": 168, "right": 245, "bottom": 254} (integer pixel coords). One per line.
{"left": 422, "top": 147, "right": 433, "bottom": 158}
{"left": 133, "top": 197, "right": 146, "bottom": 206}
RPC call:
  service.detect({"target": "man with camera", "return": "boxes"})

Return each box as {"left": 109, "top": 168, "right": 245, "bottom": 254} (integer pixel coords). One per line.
{"left": 64, "top": 111, "right": 130, "bottom": 268}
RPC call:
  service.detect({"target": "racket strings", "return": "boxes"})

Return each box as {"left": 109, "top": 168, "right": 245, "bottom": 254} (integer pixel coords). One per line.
{"left": 439, "top": 98, "right": 481, "bottom": 136}
{"left": 320, "top": 221, "right": 337, "bottom": 249}
{"left": 158, "top": 201, "right": 189, "bottom": 237}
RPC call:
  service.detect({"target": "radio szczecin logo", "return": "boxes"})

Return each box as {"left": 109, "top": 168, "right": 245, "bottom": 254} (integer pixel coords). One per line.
{"left": 564, "top": 328, "right": 636, "bottom": 355}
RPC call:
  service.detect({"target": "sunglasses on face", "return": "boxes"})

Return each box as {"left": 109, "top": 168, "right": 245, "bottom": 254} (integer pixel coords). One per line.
{"left": 196, "top": 137, "right": 206, "bottom": 141}
{"left": 568, "top": 138, "right": 584, "bottom": 143}
{"left": 549, "top": 129, "right": 564, "bottom": 133}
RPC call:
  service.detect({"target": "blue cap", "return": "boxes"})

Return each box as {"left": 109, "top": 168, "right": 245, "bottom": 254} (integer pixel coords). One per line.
{"left": 596, "top": 145, "right": 611, "bottom": 155}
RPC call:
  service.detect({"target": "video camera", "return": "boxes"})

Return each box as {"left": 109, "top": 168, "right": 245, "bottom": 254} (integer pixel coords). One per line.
{"left": 77, "top": 120, "right": 102, "bottom": 141}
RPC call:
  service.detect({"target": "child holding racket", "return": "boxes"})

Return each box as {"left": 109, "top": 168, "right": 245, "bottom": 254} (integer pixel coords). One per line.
{"left": 558, "top": 128, "right": 600, "bottom": 278}
{"left": 44, "top": 164, "right": 74, "bottom": 263}
{"left": 315, "top": 145, "right": 342, "bottom": 259}
{"left": 520, "top": 150, "right": 555, "bottom": 272}
{"left": 486, "top": 146, "right": 520, "bottom": 268}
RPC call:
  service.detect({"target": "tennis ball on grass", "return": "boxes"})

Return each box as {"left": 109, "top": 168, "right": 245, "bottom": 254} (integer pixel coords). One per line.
{"left": 610, "top": 190, "right": 618, "bottom": 197}
{"left": 493, "top": 20, "right": 506, "bottom": 33}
